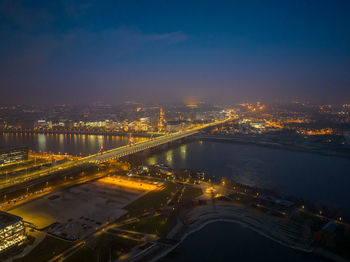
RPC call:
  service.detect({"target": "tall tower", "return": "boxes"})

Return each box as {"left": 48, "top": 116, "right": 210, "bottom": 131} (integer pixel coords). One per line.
{"left": 98, "top": 139, "right": 104, "bottom": 153}
{"left": 158, "top": 108, "right": 165, "bottom": 131}
{"left": 128, "top": 133, "right": 134, "bottom": 146}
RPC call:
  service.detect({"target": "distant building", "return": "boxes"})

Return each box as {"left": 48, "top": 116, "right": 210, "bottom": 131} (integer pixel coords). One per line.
{"left": 249, "top": 121, "right": 266, "bottom": 129}
{"left": 140, "top": 117, "right": 151, "bottom": 124}
{"left": 0, "top": 147, "right": 28, "bottom": 165}
{"left": 158, "top": 166, "right": 174, "bottom": 176}
{"left": 158, "top": 108, "right": 165, "bottom": 131}
{"left": 0, "top": 211, "right": 26, "bottom": 253}
{"left": 19, "top": 120, "right": 34, "bottom": 129}
{"left": 167, "top": 121, "right": 189, "bottom": 132}
{"left": 34, "top": 119, "right": 48, "bottom": 129}
{"left": 167, "top": 121, "right": 183, "bottom": 132}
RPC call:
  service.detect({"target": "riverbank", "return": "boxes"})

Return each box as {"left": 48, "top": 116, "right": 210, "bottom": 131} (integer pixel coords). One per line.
{"left": 143, "top": 140, "right": 350, "bottom": 219}
{"left": 0, "top": 129, "right": 159, "bottom": 138}
{"left": 156, "top": 221, "right": 332, "bottom": 262}
{"left": 142, "top": 202, "right": 349, "bottom": 262}
{"left": 130, "top": 201, "right": 325, "bottom": 262}
{"left": 196, "top": 135, "right": 350, "bottom": 159}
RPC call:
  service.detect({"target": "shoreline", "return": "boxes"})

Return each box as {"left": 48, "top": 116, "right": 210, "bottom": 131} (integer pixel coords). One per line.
{"left": 129, "top": 199, "right": 350, "bottom": 262}
{"left": 0, "top": 129, "right": 157, "bottom": 138}
{"left": 149, "top": 219, "right": 310, "bottom": 262}
{"left": 148, "top": 215, "right": 349, "bottom": 262}
{"left": 196, "top": 136, "right": 350, "bottom": 160}
{"left": 135, "top": 201, "right": 318, "bottom": 262}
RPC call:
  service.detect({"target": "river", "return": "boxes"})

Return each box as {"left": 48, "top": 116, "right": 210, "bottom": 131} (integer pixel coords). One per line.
{"left": 1, "top": 133, "right": 350, "bottom": 213}
{"left": 1, "top": 133, "right": 348, "bottom": 261}
{"left": 159, "top": 222, "right": 329, "bottom": 262}
{"left": 0, "top": 132, "right": 146, "bottom": 156}
{"left": 144, "top": 140, "right": 350, "bottom": 216}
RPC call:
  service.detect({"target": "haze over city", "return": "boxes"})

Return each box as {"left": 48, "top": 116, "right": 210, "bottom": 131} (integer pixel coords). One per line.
{"left": 1, "top": 0, "right": 350, "bottom": 104}
{"left": 1, "top": 1, "right": 350, "bottom": 262}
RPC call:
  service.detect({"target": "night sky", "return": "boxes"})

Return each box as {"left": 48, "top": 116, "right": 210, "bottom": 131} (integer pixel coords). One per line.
{"left": 0, "top": 0, "right": 349, "bottom": 104}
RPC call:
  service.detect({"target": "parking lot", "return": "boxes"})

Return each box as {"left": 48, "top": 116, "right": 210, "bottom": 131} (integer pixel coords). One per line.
{"left": 9, "top": 177, "right": 153, "bottom": 239}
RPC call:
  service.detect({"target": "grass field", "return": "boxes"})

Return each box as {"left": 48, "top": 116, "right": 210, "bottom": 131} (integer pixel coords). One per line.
{"left": 182, "top": 186, "right": 203, "bottom": 200}
{"left": 120, "top": 181, "right": 180, "bottom": 218}
{"left": 121, "top": 213, "right": 177, "bottom": 237}
{"left": 14, "top": 236, "right": 73, "bottom": 262}
{"left": 228, "top": 192, "right": 254, "bottom": 205}
{"left": 66, "top": 234, "right": 140, "bottom": 262}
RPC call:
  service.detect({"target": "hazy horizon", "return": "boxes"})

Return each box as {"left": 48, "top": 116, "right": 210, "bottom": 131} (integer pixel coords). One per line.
{"left": 1, "top": 0, "right": 350, "bottom": 104}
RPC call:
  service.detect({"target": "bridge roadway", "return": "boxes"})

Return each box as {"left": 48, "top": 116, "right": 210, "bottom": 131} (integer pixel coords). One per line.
{"left": 77, "top": 118, "right": 229, "bottom": 164}
{"left": 0, "top": 119, "right": 228, "bottom": 190}
{"left": 84, "top": 128, "right": 199, "bottom": 163}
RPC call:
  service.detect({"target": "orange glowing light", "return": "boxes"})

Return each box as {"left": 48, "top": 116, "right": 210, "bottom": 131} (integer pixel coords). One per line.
{"left": 99, "top": 177, "right": 159, "bottom": 191}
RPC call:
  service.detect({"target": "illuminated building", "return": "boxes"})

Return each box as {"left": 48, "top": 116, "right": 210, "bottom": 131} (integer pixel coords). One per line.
{"left": 298, "top": 128, "right": 335, "bottom": 136}
{"left": 34, "top": 119, "right": 48, "bottom": 129}
{"left": 167, "top": 121, "right": 189, "bottom": 132}
{"left": 158, "top": 166, "right": 174, "bottom": 176}
{"left": 249, "top": 121, "right": 266, "bottom": 129}
{"left": 158, "top": 108, "right": 165, "bottom": 131}
{"left": 140, "top": 117, "right": 150, "bottom": 124}
{"left": 167, "top": 121, "right": 182, "bottom": 132}
{"left": 128, "top": 122, "right": 149, "bottom": 132}
{"left": 0, "top": 212, "right": 26, "bottom": 253}
{"left": 0, "top": 147, "right": 28, "bottom": 165}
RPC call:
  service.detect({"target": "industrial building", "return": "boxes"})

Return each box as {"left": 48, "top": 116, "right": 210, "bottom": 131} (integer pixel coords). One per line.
{"left": 0, "top": 146, "right": 28, "bottom": 165}
{"left": 0, "top": 211, "right": 26, "bottom": 253}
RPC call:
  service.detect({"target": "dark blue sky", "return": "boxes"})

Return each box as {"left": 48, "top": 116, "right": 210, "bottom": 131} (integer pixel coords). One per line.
{"left": 0, "top": 0, "right": 349, "bottom": 104}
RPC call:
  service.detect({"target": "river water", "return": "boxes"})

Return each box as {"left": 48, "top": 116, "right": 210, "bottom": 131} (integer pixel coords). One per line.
{"left": 0, "top": 132, "right": 146, "bottom": 156}
{"left": 1, "top": 133, "right": 350, "bottom": 213}
{"left": 160, "top": 222, "right": 329, "bottom": 262}
{"left": 1, "top": 133, "right": 349, "bottom": 261}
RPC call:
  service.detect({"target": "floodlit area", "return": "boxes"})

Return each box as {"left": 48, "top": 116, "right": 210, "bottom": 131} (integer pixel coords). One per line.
{"left": 99, "top": 176, "right": 160, "bottom": 191}
{"left": 199, "top": 182, "right": 231, "bottom": 200}
{"left": 8, "top": 177, "right": 159, "bottom": 240}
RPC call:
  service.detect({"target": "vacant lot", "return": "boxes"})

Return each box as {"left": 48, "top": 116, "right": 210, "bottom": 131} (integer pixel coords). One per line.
{"left": 9, "top": 177, "right": 154, "bottom": 231}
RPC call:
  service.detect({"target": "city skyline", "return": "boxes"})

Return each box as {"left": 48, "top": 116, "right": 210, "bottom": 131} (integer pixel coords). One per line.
{"left": 1, "top": 0, "right": 350, "bottom": 104}
{"left": 1, "top": 2, "right": 350, "bottom": 261}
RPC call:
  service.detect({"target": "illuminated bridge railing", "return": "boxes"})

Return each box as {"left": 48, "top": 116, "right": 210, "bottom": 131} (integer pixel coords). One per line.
{"left": 82, "top": 128, "right": 200, "bottom": 163}
{"left": 0, "top": 119, "right": 229, "bottom": 190}
{"left": 78, "top": 118, "right": 229, "bottom": 164}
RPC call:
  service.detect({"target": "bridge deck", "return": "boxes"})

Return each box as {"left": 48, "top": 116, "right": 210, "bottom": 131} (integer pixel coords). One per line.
{"left": 0, "top": 119, "right": 229, "bottom": 190}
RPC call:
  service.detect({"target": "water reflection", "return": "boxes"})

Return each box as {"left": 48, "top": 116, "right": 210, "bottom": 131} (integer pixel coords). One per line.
{"left": 166, "top": 150, "right": 173, "bottom": 165}
{"left": 144, "top": 140, "right": 350, "bottom": 216}
{"left": 38, "top": 134, "right": 47, "bottom": 152}
{"left": 0, "top": 133, "right": 144, "bottom": 156}
{"left": 180, "top": 144, "right": 187, "bottom": 160}
{"left": 58, "top": 134, "right": 65, "bottom": 154}
{"left": 147, "top": 156, "right": 157, "bottom": 165}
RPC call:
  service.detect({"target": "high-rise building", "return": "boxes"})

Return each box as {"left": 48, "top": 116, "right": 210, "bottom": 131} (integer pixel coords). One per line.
{"left": 158, "top": 108, "right": 165, "bottom": 131}
{"left": 0, "top": 147, "right": 28, "bottom": 165}
{"left": 0, "top": 212, "right": 26, "bottom": 253}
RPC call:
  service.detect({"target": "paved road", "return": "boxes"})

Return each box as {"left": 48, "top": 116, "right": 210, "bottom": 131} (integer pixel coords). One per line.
{"left": 0, "top": 118, "right": 229, "bottom": 191}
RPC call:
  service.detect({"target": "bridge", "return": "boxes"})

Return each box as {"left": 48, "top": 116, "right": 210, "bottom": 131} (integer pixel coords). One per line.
{"left": 85, "top": 128, "right": 198, "bottom": 163}
{"left": 0, "top": 119, "right": 229, "bottom": 191}
{"left": 79, "top": 118, "right": 229, "bottom": 164}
